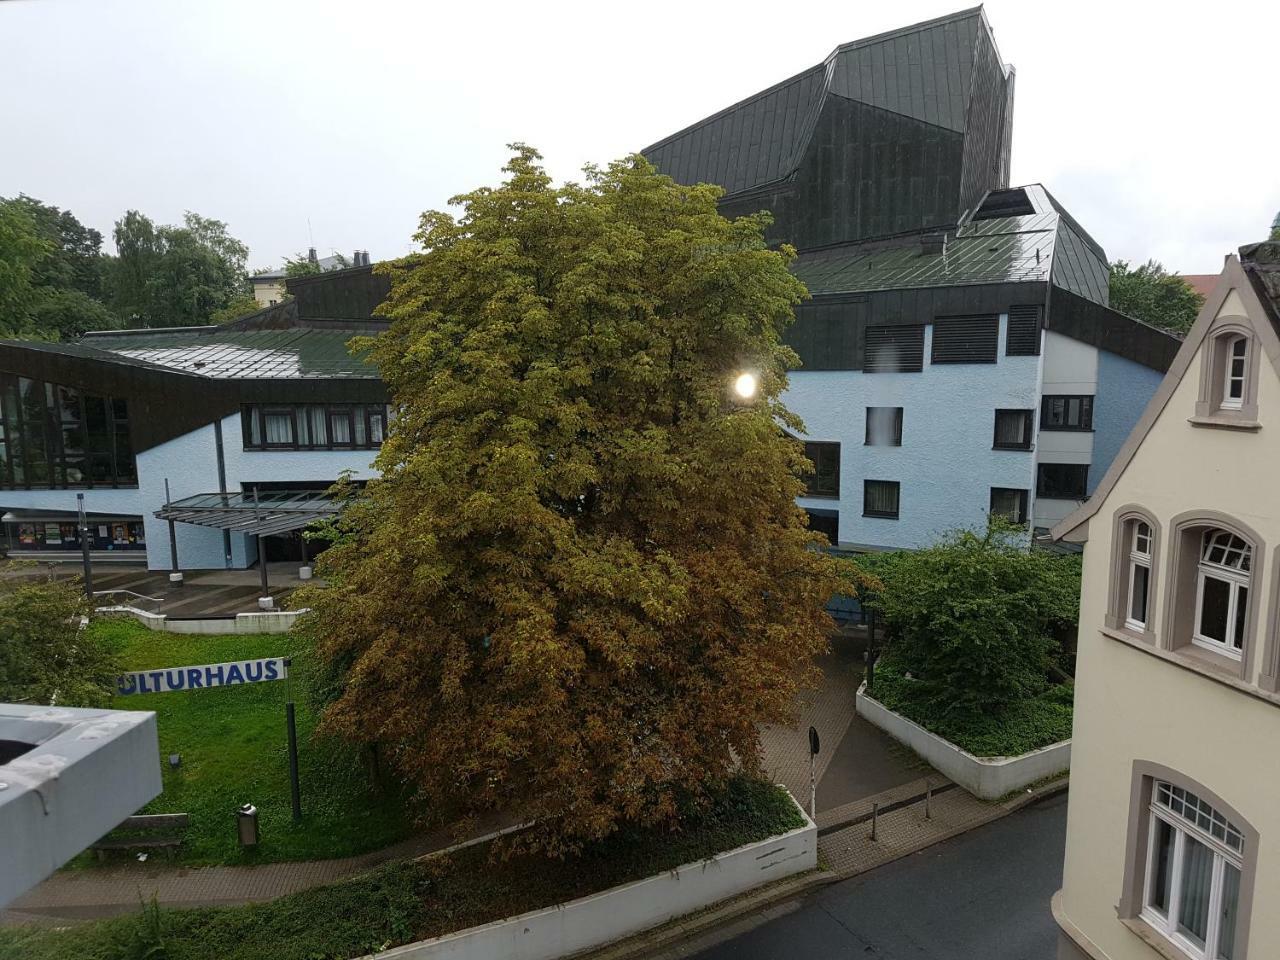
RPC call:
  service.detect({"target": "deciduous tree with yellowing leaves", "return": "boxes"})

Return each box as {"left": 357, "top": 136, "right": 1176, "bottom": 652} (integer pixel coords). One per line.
{"left": 301, "top": 146, "right": 841, "bottom": 852}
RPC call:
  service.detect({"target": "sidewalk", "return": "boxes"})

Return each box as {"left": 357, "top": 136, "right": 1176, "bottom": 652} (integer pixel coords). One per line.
{"left": 1, "top": 812, "right": 514, "bottom": 925}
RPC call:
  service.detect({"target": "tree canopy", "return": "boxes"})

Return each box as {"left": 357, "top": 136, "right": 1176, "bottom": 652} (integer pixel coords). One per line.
{"left": 0, "top": 572, "right": 121, "bottom": 708}
{"left": 300, "top": 146, "right": 839, "bottom": 852}
{"left": 1109, "top": 259, "right": 1203, "bottom": 336}
{"left": 106, "top": 210, "right": 250, "bottom": 327}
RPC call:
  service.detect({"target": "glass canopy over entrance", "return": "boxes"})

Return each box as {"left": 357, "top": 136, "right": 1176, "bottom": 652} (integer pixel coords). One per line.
{"left": 153, "top": 490, "right": 340, "bottom": 537}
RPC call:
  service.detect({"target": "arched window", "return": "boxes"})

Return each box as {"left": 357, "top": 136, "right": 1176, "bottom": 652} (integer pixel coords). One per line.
{"left": 1193, "top": 529, "right": 1252, "bottom": 659}
{"left": 1143, "top": 781, "right": 1244, "bottom": 958}
{"left": 1126, "top": 520, "right": 1153, "bottom": 630}
{"left": 1221, "top": 336, "right": 1249, "bottom": 410}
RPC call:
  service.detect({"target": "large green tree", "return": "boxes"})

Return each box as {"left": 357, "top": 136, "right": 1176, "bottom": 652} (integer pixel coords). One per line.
{"left": 301, "top": 146, "right": 839, "bottom": 852}
{"left": 4, "top": 195, "right": 105, "bottom": 298}
{"left": 0, "top": 201, "right": 51, "bottom": 335}
{"left": 1109, "top": 259, "right": 1203, "bottom": 336}
{"left": 107, "top": 210, "right": 250, "bottom": 326}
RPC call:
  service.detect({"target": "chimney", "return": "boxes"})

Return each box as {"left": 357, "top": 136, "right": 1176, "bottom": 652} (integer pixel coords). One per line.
{"left": 353, "top": 249, "right": 361, "bottom": 267}
{"left": 307, "top": 247, "right": 318, "bottom": 264}
{"left": 362, "top": 250, "right": 371, "bottom": 266}
{"left": 919, "top": 233, "right": 947, "bottom": 256}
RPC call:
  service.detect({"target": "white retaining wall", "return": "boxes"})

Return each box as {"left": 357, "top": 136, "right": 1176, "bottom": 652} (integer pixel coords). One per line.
{"left": 96, "top": 606, "right": 305, "bottom": 635}
{"left": 364, "top": 790, "right": 817, "bottom": 960}
{"left": 855, "top": 682, "right": 1071, "bottom": 799}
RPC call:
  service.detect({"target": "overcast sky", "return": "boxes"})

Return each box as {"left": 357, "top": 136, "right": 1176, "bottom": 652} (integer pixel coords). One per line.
{"left": 2, "top": 0, "right": 1276, "bottom": 276}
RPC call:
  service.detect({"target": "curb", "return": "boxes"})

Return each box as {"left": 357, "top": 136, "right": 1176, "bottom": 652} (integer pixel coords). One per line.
{"left": 581, "top": 777, "right": 1070, "bottom": 960}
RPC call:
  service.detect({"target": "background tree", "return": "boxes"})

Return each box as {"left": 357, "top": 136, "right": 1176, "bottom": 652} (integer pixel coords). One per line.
{"left": 107, "top": 210, "right": 250, "bottom": 326}
{"left": 5, "top": 195, "right": 106, "bottom": 298}
{"left": 210, "top": 294, "right": 263, "bottom": 324}
{"left": 0, "top": 201, "right": 51, "bottom": 335}
{"left": 1270, "top": 211, "right": 1280, "bottom": 242}
{"left": 1109, "top": 259, "right": 1203, "bottom": 336}
{"left": 0, "top": 572, "right": 121, "bottom": 707}
{"left": 300, "top": 146, "right": 840, "bottom": 852}
{"left": 284, "top": 250, "right": 349, "bottom": 279}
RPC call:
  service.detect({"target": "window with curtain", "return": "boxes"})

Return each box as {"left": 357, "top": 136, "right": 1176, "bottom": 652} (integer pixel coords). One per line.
{"left": 1127, "top": 520, "right": 1153, "bottom": 631}
{"left": 1193, "top": 530, "right": 1251, "bottom": 660}
{"left": 989, "top": 487, "right": 1028, "bottom": 525}
{"left": 1142, "top": 781, "right": 1243, "bottom": 960}
{"left": 993, "top": 409, "right": 1033, "bottom": 450}
{"left": 863, "top": 479, "right": 900, "bottom": 519}
{"left": 262, "top": 409, "right": 296, "bottom": 446}
{"left": 865, "top": 407, "right": 903, "bottom": 446}
{"left": 242, "top": 404, "right": 390, "bottom": 450}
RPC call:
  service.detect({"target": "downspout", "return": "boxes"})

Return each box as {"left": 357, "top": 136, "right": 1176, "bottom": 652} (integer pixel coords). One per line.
{"left": 213, "top": 417, "right": 232, "bottom": 568}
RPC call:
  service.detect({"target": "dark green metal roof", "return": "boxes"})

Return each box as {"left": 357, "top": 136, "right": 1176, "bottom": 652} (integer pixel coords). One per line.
{"left": 79, "top": 328, "right": 378, "bottom": 379}
{"left": 791, "top": 184, "right": 1109, "bottom": 305}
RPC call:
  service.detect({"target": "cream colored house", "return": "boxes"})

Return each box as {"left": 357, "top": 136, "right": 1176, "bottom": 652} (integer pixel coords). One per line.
{"left": 1052, "top": 241, "right": 1280, "bottom": 960}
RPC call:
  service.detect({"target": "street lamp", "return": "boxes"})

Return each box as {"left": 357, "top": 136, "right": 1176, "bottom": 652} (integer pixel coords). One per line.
{"left": 733, "top": 372, "right": 758, "bottom": 400}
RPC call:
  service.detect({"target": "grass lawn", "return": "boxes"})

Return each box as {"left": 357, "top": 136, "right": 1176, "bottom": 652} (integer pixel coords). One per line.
{"left": 77, "top": 618, "right": 412, "bottom": 866}
{"left": 0, "top": 778, "right": 804, "bottom": 960}
{"left": 868, "top": 659, "right": 1073, "bottom": 758}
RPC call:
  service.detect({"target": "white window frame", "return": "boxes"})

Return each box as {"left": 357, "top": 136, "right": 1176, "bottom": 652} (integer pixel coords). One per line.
{"left": 1126, "top": 520, "right": 1153, "bottom": 631}
{"left": 1221, "top": 336, "right": 1248, "bottom": 411}
{"left": 1192, "top": 531, "right": 1251, "bottom": 660}
{"left": 1141, "top": 783, "right": 1244, "bottom": 960}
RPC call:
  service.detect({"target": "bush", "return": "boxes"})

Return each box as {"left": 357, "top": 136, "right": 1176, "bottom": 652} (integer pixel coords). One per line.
{"left": 0, "top": 567, "right": 120, "bottom": 707}
{"left": 871, "top": 659, "right": 1073, "bottom": 757}
{"left": 866, "top": 522, "right": 1080, "bottom": 715}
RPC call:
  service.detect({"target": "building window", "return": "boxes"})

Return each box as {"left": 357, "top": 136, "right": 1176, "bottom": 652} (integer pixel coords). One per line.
{"left": 863, "top": 480, "right": 900, "bottom": 519}
{"left": 803, "top": 441, "right": 840, "bottom": 498}
{"left": 1192, "top": 530, "right": 1252, "bottom": 660}
{"left": 1040, "top": 395, "right": 1094, "bottom": 431}
{"left": 0, "top": 374, "right": 136, "bottom": 490}
{"left": 993, "top": 409, "right": 1033, "bottom": 450}
{"left": 1221, "top": 337, "right": 1248, "bottom": 411}
{"left": 989, "top": 487, "right": 1028, "bottom": 525}
{"left": 805, "top": 509, "right": 839, "bottom": 546}
{"left": 1005, "top": 305, "right": 1043, "bottom": 357}
{"left": 864, "top": 325, "right": 925, "bottom": 373}
{"left": 1128, "top": 521, "right": 1153, "bottom": 631}
{"left": 1142, "top": 781, "right": 1244, "bottom": 960}
{"left": 865, "top": 407, "right": 903, "bottom": 446}
{"left": 931, "top": 315, "right": 998, "bottom": 364}
{"left": 242, "top": 403, "right": 391, "bottom": 451}
{"left": 1196, "top": 327, "right": 1259, "bottom": 423}
{"left": 1037, "top": 463, "right": 1089, "bottom": 499}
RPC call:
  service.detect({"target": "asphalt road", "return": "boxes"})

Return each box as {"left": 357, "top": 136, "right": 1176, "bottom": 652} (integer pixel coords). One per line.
{"left": 676, "top": 791, "right": 1067, "bottom": 960}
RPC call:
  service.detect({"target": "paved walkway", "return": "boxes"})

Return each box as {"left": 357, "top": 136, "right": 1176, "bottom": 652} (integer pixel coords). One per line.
{"left": 3, "top": 630, "right": 933, "bottom": 926}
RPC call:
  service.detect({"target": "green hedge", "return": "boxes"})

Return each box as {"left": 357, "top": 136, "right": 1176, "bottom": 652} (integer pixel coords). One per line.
{"left": 1, "top": 777, "right": 803, "bottom": 960}
{"left": 870, "top": 660, "right": 1073, "bottom": 757}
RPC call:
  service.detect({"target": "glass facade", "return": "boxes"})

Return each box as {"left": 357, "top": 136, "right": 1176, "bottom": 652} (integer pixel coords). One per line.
{"left": 242, "top": 403, "right": 389, "bottom": 451}
{"left": 0, "top": 374, "right": 137, "bottom": 489}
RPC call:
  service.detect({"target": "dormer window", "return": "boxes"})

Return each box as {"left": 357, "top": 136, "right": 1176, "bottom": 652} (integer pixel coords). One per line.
{"left": 1221, "top": 336, "right": 1248, "bottom": 410}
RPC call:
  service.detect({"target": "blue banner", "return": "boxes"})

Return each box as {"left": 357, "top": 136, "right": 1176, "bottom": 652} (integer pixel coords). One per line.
{"left": 116, "top": 658, "right": 289, "bottom": 696}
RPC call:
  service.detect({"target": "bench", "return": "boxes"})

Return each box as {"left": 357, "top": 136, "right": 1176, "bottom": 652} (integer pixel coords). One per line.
{"left": 90, "top": 813, "right": 190, "bottom": 861}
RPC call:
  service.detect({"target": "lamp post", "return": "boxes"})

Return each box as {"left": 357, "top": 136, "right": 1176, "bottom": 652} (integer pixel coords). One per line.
{"left": 76, "top": 493, "right": 93, "bottom": 598}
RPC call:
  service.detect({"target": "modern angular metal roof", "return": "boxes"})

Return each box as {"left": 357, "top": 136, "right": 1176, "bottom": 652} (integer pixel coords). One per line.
{"left": 154, "top": 490, "right": 341, "bottom": 536}
{"left": 791, "top": 184, "right": 1109, "bottom": 304}
{"left": 78, "top": 328, "right": 378, "bottom": 379}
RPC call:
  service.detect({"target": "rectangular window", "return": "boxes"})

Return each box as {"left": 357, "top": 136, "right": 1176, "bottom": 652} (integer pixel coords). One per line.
{"left": 1005, "top": 305, "right": 1043, "bottom": 357}
{"left": 1037, "top": 463, "right": 1089, "bottom": 499}
{"left": 242, "top": 403, "right": 390, "bottom": 451}
{"left": 864, "top": 325, "right": 925, "bottom": 373}
{"left": 802, "top": 441, "right": 840, "bottom": 498}
{"left": 865, "top": 407, "right": 903, "bottom": 446}
{"left": 931, "top": 315, "right": 999, "bottom": 364}
{"left": 863, "top": 480, "right": 900, "bottom": 519}
{"left": 805, "top": 509, "right": 839, "bottom": 546}
{"left": 990, "top": 487, "right": 1028, "bottom": 525}
{"left": 993, "top": 409, "right": 1034, "bottom": 450}
{"left": 1040, "top": 395, "right": 1094, "bottom": 431}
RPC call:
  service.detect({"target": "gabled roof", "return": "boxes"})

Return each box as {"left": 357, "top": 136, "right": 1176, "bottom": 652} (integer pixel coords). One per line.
{"left": 1052, "top": 250, "right": 1280, "bottom": 542}
{"left": 642, "top": 7, "right": 1004, "bottom": 199}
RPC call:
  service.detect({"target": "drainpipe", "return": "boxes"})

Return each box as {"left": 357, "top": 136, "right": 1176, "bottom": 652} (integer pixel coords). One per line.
{"left": 164, "top": 478, "right": 182, "bottom": 585}
{"left": 213, "top": 418, "right": 232, "bottom": 568}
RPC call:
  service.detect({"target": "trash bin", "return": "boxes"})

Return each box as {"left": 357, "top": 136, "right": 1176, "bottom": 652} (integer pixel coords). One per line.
{"left": 237, "top": 803, "right": 259, "bottom": 848}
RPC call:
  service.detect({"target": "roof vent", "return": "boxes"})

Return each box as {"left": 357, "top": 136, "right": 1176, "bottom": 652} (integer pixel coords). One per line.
{"left": 919, "top": 233, "right": 948, "bottom": 256}
{"left": 972, "top": 188, "right": 1035, "bottom": 221}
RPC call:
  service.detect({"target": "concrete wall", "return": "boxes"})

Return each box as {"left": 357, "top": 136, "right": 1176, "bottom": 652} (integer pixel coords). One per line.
{"left": 855, "top": 683, "right": 1070, "bottom": 799}
{"left": 1056, "top": 274, "right": 1280, "bottom": 960}
{"left": 98, "top": 607, "right": 306, "bottom": 634}
{"left": 787, "top": 315, "right": 1041, "bottom": 550}
{"left": 364, "top": 792, "right": 816, "bottom": 960}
